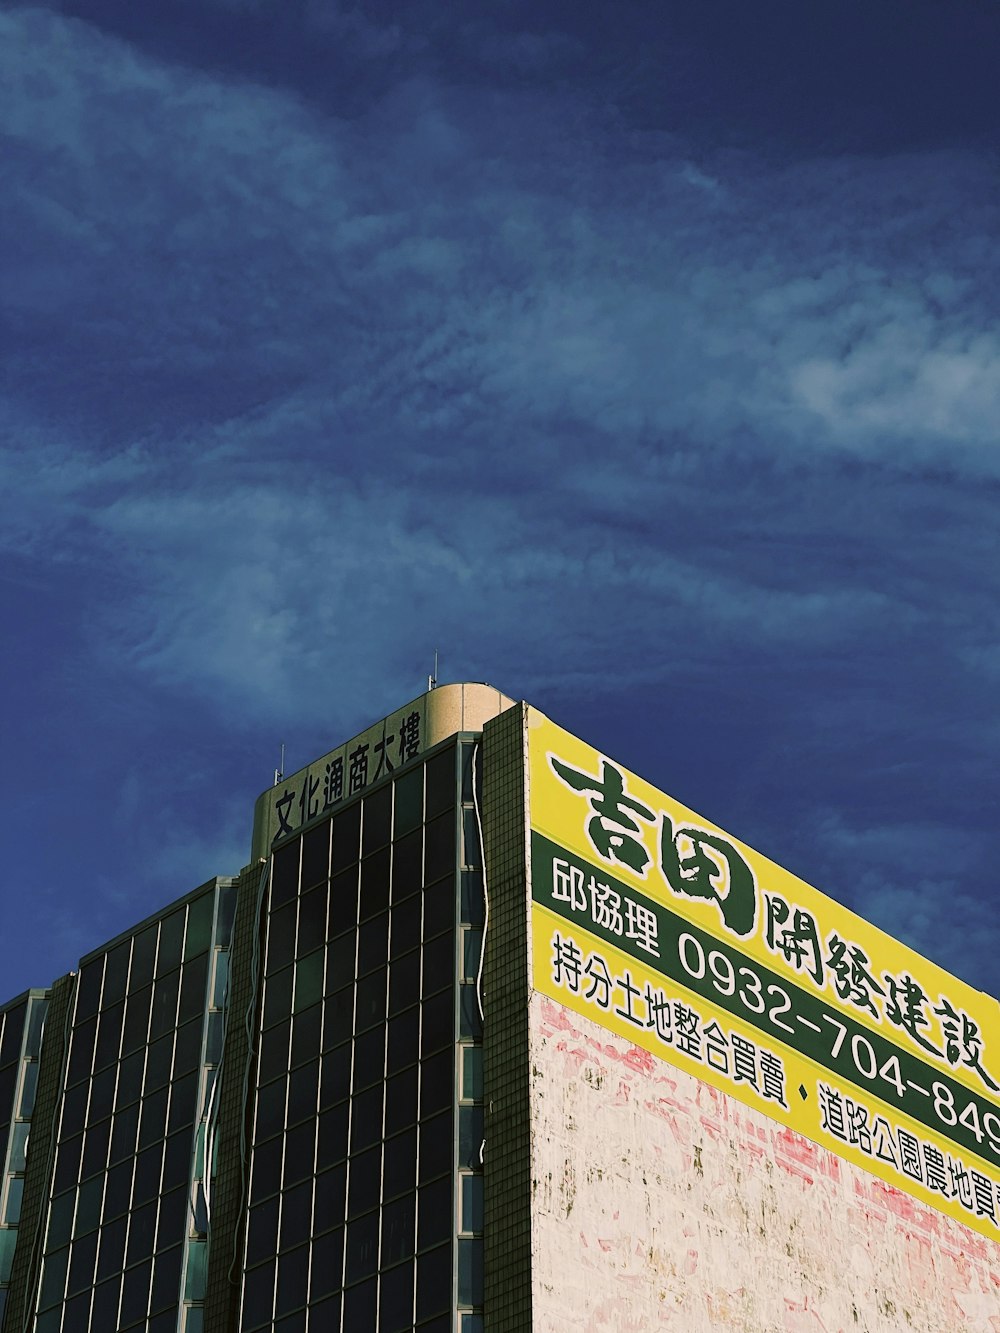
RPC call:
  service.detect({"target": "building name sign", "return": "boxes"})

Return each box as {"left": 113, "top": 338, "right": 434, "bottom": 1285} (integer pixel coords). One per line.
{"left": 527, "top": 709, "right": 1000, "bottom": 1243}
{"left": 259, "top": 701, "right": 425, "bottom": 850}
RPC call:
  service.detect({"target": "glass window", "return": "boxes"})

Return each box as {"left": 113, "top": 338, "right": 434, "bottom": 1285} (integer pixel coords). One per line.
{"left": 357, "top": 913, "right": 388, "bottom": 977}
{"left": 325, "top": 931, "right": 355, "bottom": 995}
{"left": 185, "top": 1237, "right": 208, "bottom": 1301}
{"left": 458, "top": 982, "right": 483, "bottom": 1041}
{"left": 349, "top": 1084, "right": 383, "bottom": 1153}
{"left": 53, "top": 1133, "right": 83, "bottom": 1195}
{"left": 255, "top": 1077, "right": 287, "bottom": 1144}
{"left": 82, "top": 1116, "right": 112, "bottom": 1178}
{"left": 287, "top": 1063, "right": 319, "bottom": 1128}
{"left": 132, "top": 1141, "right": 165, "bottom": 1205}
{"left": 361, "top": 783, "right": 392, "bottom": 857}
{"left": 461, "top": 930, "right": 483, "bottom": 983}
{"left": 345, "top": 1211, "right": 379, "bottom": 1284}
{"left": 301, "top": 821, "right": 331, "bottom": 890}
{"left": 116, "top": 1049, "right": 145, "bottom": 1109}
{"left": 250, "top": 1135, "right": 283, "bottom": 1203}
{"left": 67, "top": 1015, "right": 97, "bottom": 1086}
{"left": 461, "top": 1046, "right": 483, "bottom": 1101}
{"left": 151, "top": 969, "right": 181, "bottom": 1039}
{"left": 271, "top": 840, "right": 301, "bottom": 911}
{"left": 360, "top": 849, "right": 391, "bottom": 922}
{"left": 379, "top": 1258, "right": 415, "bottom": 1330}
{"left": 168, "top": 1070, "right": 200, "bottom": 1134}
{"left": 316, "top": 1104, "right": 348, "bottom": 1173}
{"left": 389, "top": 896, "right": 421, "bottom": 961}
{"left": 342, "top": 1275, "right": 377, "bottom": 1328}
{"left": 458, "top": 1238, "right": 483, "bottom": 1307}
{"left": 424, "top": 749, "right": 455, "bottom": 820}
{"left": 391, "top": 830, "right": 422, "bottom": 905}
{"left": 264, "top": 967, "right": 294, "bottom": 1030}
{"left": 309, "top": 1223, "right": 344, "bottom": 1299}
{"left": 110, "top": 1103, "right": 140, "bottom": 1165}
{"left": 180, "top": 953, "right": 210, "bottom": 1024}
{"left": 217, "top": 882, "right": 238, "bottom": 944}
{"left": 161, "top": 1130, "right": 190, "bottom": 1195}
{"left": 212, "top": 950, "right": 230, "bottom": 1009}
{"left": 283, "top": 1120, "right": 316, "bottom": 1189}
{"left": 3, "top": 1176, "right": 24, "bottom": 1224}
{"left": 67, "top": 1229, "right": 99, "bottom": 1294}
{"left": 103, "top": 942, "right": 131, "bottom": 1007}
{"left": 130, "top": 926, "right": 158, "bottom": 994}
{"left": 381, "top": 1192, "right": 416, "bottom": 1269}
{"left": 420, "top": 1049, "right": 453, "bottom": 1120}
{"left": 418, "top": 1111, "right": 452, "bottom": 1186}
{"left": 393, "top": 766, "right": 423, "bottom": 839}
{"left": 279, "top": 1178, "right": 313, "bottom": 1252}
{"left": 95, "top": 1215, "right": 126, "bottom": 1281}
{"left": 294, "top": 950, "right": 324, "bottom": 1015}
{"left": 355, "top": 969, "right": 386, "bottom": 1034}
{"left": 9, "top": 1119, "right": 29, "bottom": 1171}
{"left": 74, "top": 960, "right": 103, "bottom": 1025}
{"left": 241, "top": 1257, "right": 276, "bottom": 1325}
{"left": 267, "top": 903, "right": 297, "bottom": 977}
{"left": 151, "top": 1242, "right": 184, "bottom": 1313}
{"left": 423, "top": 814, "right": 456, "bottom": 889}
{"left": 323, "top": 985, "right": 355, "bottom": 1052}
{"left": 246, "top": 1196, "right": 280, "bottom": 1268}
{"left": 60, "top": 1080, "right": 89, "bottom": 1137}
{"left": 38, "top": 1245, "right": 69, "bottom": 1310}
{"left": 386, "top": 1008, "right": 419, "bottom": 1077}
{"left": 157, "top": 910, "right": 186, "bottom": 978}
{"left": 459, "top": 1106, "right": 484, "bottom": 1170}
{"left": 122, "top": 985, "right": 152, "bottom": 1056}
{"left": 259, "top": 1021, "right": 290, "bottom": 1086}
{"left": 93, "top": 1002, "right": 124, "bottom": 1071}
{"left": 389, "top": 950, "right": 420, "bottom": 1016}
{"left": 418, "top": 1175, "right": 451, "bottom": 1251}
{"left": 415, "top": 1242, "right": 451, "bottom": 1321}
{"left": 461, "top": 1174, "right": 483, "bottom": 1233}
{"left": 420, "top": 990, "right": 453, "bottom": 1060}
{"left": 346, "top": 1144, "right": 380, "bottom": 1216}
{"left": 87, "top": 1064, "right": 117, "bottom": 1124}
{"left": 460, "top": 872, "right": 484, "bottom": 926}
{"left": 422, "top": 934, "right": 453, "bottom": 999}
{"left": 46, "top": 1189, "right": 75, "bottom": 1252}
{"left": 462, "top": 808, "right": 480, "bottom": 870}
{"left": 0, "top": 1226, "right": 18, "bottom": 1283}
{"left": 331, "top": 803, "right": 361, "bottom": 875}
{"left": 145, "top": 1031, "right": 175, "bottom": 1090}
{"left": 298, "top": 886, "right": 328, "bottom": 955}
{"left": 139, "top": 1087, "right": 169, "bottom": 1149}
{"left": 382, "top": 1129, "right": 416, "bottom": 1202}
{"left": 25, "top": 998, "right": 47, "bottom": 1058}
{"left": 462, "top": 1315, "right": 484, "bottom": 1333}
{"left": 120, "top": 1255, "right": 153, "bottom": 1324}
{"left": 206, "top": 1010, "right": 224, "bottom": 1064}
{"left": 174, "top": 1016, "right": 203, "bottom": 1078}
{"left": 384, "top": 1065, "right": 418, "bottom": 1138}
{"left": 352, "top": 1025, "right": 385, "bottom": 1095}
{"left": 101, "top": 1158, "right": 134, "bottom": 1221}
{"left": 91, "top": 1273, "right": 122, "bottom": 1327}
{"left": 328, "top": 867, "right": 359, "bottom": 940}
{"left": 291, "top": 1003, "right": 322, "bottom": 1069}
{"left": 125, "top": 1199, "right": 157, "bottom": 1266}
{"left": 319, "top": 1042, "right": 351, "bottom": 1110}
{"left": 19, "top": 1060, "right": 39, "bottom": 1117}
{"left": 185, "top": 890, "right": 215, "bottom": 960}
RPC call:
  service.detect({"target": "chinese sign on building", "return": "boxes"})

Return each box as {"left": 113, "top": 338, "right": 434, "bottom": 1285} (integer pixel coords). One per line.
{"left": 253, "top": 700, "right": 425, "bottom": 853}
{"left": 527, "top": 708, "right": 1000, "bottom": 1243}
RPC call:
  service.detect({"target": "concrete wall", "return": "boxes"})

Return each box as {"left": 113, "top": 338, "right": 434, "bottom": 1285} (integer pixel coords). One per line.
{"left": 528, "top": 991, "right": 1000, "bottom": 1332}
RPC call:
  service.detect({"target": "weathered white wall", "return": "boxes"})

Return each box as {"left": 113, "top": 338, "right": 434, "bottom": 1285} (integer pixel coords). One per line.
{"left": 528, "top": 992, "right": 1000, "bottom": 1332}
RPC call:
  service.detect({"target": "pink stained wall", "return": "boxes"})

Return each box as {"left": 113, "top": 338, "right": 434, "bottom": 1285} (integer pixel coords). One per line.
{"left": 527, "top": 993, "right": 1000, "bottom": 1332}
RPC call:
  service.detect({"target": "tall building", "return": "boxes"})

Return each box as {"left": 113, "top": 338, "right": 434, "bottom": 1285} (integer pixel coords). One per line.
{"left": 1, "top": 683, "right": 998, "bottom": 1332}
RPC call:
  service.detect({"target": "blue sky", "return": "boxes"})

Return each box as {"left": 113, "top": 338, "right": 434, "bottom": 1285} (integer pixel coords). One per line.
{"left": 2, "top": 0, "right": 998, "bottom": 1000}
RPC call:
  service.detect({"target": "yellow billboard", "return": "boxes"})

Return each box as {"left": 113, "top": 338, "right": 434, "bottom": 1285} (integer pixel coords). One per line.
{"left": 527, "top": 708, "right": 1000, "bottom": 1243}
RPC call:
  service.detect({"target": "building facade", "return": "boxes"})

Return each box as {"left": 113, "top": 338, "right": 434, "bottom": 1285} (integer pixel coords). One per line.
{"left": 1, "top": 684, "right": 999, "bottom": 1331}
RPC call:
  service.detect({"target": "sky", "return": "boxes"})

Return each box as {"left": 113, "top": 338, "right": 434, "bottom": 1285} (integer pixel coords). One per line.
{"left": 1, "top": 0, "right": 998, "bottom": 1002}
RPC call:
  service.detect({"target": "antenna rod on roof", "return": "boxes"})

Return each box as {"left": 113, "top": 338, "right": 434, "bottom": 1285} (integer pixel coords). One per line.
{"left": 274, "top": 742, "right": 285, "bottom": 786}
{"left": 428, "top": 649, "right": 439, "bottom": 691}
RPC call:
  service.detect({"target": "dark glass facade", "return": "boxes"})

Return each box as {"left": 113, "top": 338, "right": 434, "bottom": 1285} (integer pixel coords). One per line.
{"left": 240, "top": 739, "right": 484, "bottom": 1332}
{"left": 0, "top": 728, "right": 484, "bottom": 1332}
